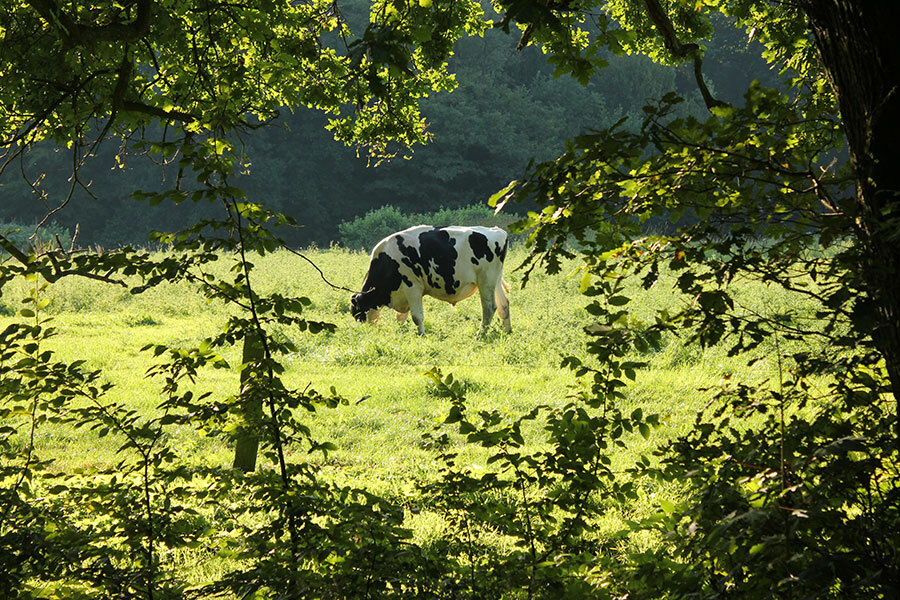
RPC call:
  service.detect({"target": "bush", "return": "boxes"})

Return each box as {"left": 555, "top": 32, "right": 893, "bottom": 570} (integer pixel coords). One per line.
{"left": 0, "top": 220, "right": 73, "bottom": 254}
{"left": 337, "top": 204, "right": 521, "bottom": 251}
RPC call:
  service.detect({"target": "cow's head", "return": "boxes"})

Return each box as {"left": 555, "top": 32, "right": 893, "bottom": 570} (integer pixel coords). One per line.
{"left": 352, "top": 252, "right": 404, "bottom": 324}
{"left": 350, "top": 293, "right": 365, "bottom": 322}
{"left": 350, "top": 290, "right": 379, "bottom": 322}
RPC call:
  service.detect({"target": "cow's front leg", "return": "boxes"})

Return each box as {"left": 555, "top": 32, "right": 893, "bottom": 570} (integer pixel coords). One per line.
{"left": 396, "top": 310, "right": 409, "bottom": 323}
{"left": 406, "top": 292, "right": 426, "bottom": 335}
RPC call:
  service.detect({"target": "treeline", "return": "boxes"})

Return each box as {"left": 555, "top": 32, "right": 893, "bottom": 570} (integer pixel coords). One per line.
{"left": 0, "top": 10, "right": 769, "bottom": 248}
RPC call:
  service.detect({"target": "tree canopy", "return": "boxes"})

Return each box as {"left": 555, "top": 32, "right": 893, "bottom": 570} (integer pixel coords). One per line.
{"left": 1, "top": 0, "right": 483, "bottom": 254}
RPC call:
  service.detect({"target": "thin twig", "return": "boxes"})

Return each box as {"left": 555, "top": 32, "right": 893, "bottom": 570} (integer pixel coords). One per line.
{"left": 283, "top": 246, "right": 358, "bottom": 293}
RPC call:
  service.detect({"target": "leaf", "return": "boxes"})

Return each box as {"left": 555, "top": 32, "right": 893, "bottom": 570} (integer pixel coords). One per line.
{"left": 749, "top": 543, "right": 766, "bottom": 555}
{"left": 585, "top": 303, "right": 605, "bottom": 316}
{"left": 444, "top": 405, "right": 464, "bottom": 424}
{"left": 638, "top": 422, "right": 651, "bottom": 439}
{"left": 579, "top": 269, "right": 592, "bottom": 294}
{"left": 659, "top": 499, "right": 676, "bottom": 515}
{"left": 585, "top": 323, "right": 615, "bottom": 335}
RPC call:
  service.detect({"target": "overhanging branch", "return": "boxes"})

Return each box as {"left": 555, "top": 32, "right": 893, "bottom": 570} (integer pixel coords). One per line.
{"left": 27, "top": 0, "right": 153, "bottom": 46}
{"left": 0, "top": 234, "right": 33, "bottom": 266}
{"left": 121, "top": 100, "right": 196, "bottom": 123}
{"left": 642, "top": 0, "right": 726, "bottom": 111}
{"left": 0, "top": 233, "right": 127, "bottom": 287}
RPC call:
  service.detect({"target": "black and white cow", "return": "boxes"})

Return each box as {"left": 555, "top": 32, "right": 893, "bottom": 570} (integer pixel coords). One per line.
{"left": 350, "top": 225, "right": 511, "bottom": 335}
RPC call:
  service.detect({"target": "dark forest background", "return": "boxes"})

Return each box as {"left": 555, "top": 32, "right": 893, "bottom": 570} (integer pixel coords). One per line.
{"left": 0, "top": 8, "right": 772, "bottom": 248}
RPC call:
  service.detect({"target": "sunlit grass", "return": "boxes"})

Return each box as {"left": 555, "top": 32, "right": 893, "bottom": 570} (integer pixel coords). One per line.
{"left": 1, "top": 245, "right": 819, "bottom": 466}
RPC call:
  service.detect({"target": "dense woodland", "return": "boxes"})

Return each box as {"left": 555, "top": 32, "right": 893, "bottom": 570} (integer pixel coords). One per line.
{"left": 0, "top": 4, "right": 770, "bottom": 247}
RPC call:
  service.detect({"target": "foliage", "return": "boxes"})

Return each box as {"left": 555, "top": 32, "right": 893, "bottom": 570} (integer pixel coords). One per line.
{"left": 0, "top": 0, "right": 478, "bottom": 597}
{"left": 0, "top": 214, "right": 441, "bottom": 598}
{"left": 2, "top": 243, "right": 810, "bottom": 597}
{"left": 481, "top": 0, "right": 900, "bottom": 597}
{"left": 337, "top": 203, "right": 521, "bottom": 249}
{"left": 0, "top": 0, "right": 484, "bottom": 252}
{"left": 338, "top": 205, "right": 412, "bottom": 251}
{"left": 415, "top": 267, "right": 669, "bottom": 598}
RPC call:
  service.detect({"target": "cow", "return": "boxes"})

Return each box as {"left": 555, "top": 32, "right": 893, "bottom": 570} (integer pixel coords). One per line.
{"left": 350, "top": 225, "right": 512, "bottom": 335}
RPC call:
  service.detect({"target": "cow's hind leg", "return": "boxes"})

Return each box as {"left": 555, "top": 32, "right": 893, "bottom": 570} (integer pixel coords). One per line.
{"left": 477, "top": 284, "right": 497, "bottom": 336}
{"left": 494, "top": 279, "right": 512, "bottom": 333}
{"left": 407, "top": 292, "right": 426, "bottom": 335}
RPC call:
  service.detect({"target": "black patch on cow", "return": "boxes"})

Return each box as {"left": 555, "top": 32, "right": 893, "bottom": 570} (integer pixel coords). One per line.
{"left": 495, "top": 238, "right": 508, "bottom": 263}
{"left": 353, "top": 253, "right": 410, "bottom": 317}
{"left": 395, "top": 227, "right": 459, "bottom": 295}
{"left": 420, "top": 228, "right": 459, "bottom": 294}
{"left": 395, "top": 235, "right": 424, "bottom": 280}
{"left": 468, "top": 232, "right": 493, "bottom": 266}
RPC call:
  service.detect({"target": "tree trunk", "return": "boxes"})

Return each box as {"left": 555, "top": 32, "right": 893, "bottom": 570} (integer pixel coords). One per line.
{"left": 232, "top": 330, "right": 264, "bottom": 472}
{"left": 804, "top": 1, "right": 900, "bottom": 414}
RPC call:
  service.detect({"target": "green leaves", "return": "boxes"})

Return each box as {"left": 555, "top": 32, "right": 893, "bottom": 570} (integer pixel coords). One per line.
{"left": 477, "top": 1, "right": 900, "bottom": 596}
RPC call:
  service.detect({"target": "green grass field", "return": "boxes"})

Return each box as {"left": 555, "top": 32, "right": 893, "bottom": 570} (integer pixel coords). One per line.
{"left": 1, "top": 244, "right": 818, "bottom": 589}
{"left": 1, "top": 243, "right": 813, "bottom": 479}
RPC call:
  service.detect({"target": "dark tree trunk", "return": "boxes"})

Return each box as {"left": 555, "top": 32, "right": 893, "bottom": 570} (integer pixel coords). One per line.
{"left": 233, "top": 331, "right": 264, "bottom": 472}
{"left": 804, "top": 2, "right": 900, "bottom": 414}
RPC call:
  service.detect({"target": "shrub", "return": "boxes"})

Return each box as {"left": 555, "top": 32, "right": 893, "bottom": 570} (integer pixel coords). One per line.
{"left": 337, "top": 206, "right": 412, "bottom": 251}
{"left": 0, "top": 220, "right": 73, "bottom": 254}
{"left": 337, "top": 204, "right": 521, "bottom": 251}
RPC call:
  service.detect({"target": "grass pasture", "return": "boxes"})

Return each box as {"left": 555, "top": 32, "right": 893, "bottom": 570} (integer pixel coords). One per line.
{"left": 0, "top": 244, "right": 824, "bottom": 590}
{"left": 3, "top": 246, "right": 594, "bottom": 476}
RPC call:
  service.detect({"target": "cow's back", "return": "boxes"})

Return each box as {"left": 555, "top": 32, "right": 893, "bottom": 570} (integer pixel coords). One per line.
{"left": 372, "top": 225, "right": 507, "bottom": 302}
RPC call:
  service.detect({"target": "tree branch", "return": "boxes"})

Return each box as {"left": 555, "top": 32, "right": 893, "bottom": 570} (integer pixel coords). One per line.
{"left": 0, "top": 233, "right": 33, "bottom": 266}
{"left": 0, "top": 233, "right": 127, "bottom": 287}
{"left": 283, "top": 246, "right": 358, "bottom": 293}
{"left": 692, "top": 51, "right": 726, "bottom": 111}
{"left": 121, "top": 100, "right": 196, "bottom": 123}
{"left": 27, "top": 0, "right": 153, "bottom": 46}
{"left": 641, "top": 0, "right": 726, "bottom": 111}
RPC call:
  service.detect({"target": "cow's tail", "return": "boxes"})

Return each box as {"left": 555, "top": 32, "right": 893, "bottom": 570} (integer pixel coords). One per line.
{"left": 495, "top": 277, "right": 511, "bottom": 307}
